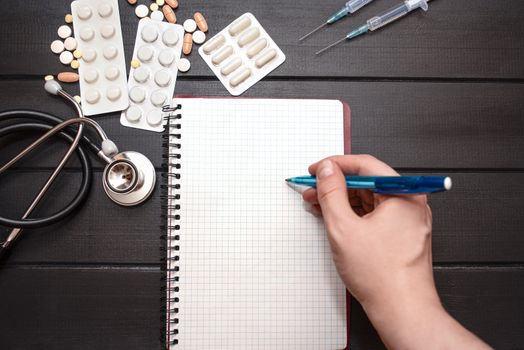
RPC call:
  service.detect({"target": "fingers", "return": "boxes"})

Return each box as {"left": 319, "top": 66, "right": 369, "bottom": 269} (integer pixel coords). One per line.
{"left": 309, "top": 154, "right": 399, "bottom": 177}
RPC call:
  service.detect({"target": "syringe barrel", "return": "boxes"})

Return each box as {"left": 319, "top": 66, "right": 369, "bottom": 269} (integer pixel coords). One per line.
{"left": 345, "top": 0, "right": 374, "bottom": 13}
{"left": 366, "top": 0, "right": 428, "bottom": 31}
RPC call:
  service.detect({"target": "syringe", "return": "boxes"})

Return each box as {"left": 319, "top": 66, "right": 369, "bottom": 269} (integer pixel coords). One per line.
{"left": 299, "top": 0, "right": 376, "bottom": 42}
{"left": 316, "top": 0, "right": 429, "bottom": 55}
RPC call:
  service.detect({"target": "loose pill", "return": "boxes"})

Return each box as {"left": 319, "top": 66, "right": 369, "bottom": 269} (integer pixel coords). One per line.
{"left": 194, "top": 12, "right": 208, "bottom": 33}
{"left": 65, "top": 14, "right": 73, "bottom": 24}
{"left": 135, "top": 4, "right": 149, "bottom": 18}
{"left": 158, "top": 49, "right": 175, "bottom": 66}
{"left": 126, "top": 106, "right": 142, "bottom": 122}
{"left": 58, "top": 25, "right": 72, "bottom": 39}
{"left": 129, "top": 86, "right": 146, "bottom": 103}
{"left": 228, "top": 16, "right": 251, "bottom": 36}
{"left": 77, "top": 6, "right": 92, "bottom": 20}
{"left": 151, "top": 10, "right": 164, "bottom": 21}
{"left": 98, "top": 3, "right": 113, "bottom": 17}
{"left": 183, "top": 19, "right": 197, "bottom": 33}
{"left": 177, "top": 58, "right": 191, "bottom": 72}
{"left": 70, "top": 60, "right": 80, "bottom": 69}
{"left": 59, "top": 51, "right": 74, "bottom": 65}
{"left": 137, "top": 45, "right": 154, "bottom": 62}
{"left": 84, "top": 68, "right": 99, "bottom": 83}
{"left": 101, "top": 24, "right": 116, "bottom": 39}
{"left": 73, "top": 50, "right": 82, "bottom": 59}
{"left": 255, "top": 49, "right": 277, "bottom": 68}
{"left": 105, "top": 65, "right": 120, "bottom": 80}
{"left": 64, "top": 37, "right": 77, "bottom": 51}
{"left": 106, "top": 86, "right": 122, "bottom": 101}
{"left": 150, "top": 3, "right": 159, "bottom": 12}
{"left": 183, "top": 33, "right": 193, "bottom": 55}
{"left": 163, "top": 5, "right": 176, "bottom": 24}
{"left": 141, "top": 25, "right": 158, "bottom": 43}
{"left": 44, "top": 75, "right": 54, "bottom": 81}
{"left": 57, "top": 72, "right": 79, "bottom": 83}
{"left": 151, "top": 90, "right": 167, "bottom": 106}
{"left": 74, "top": 95, "right": 82, "bottom": 104}
{"left": 220, "top": 57, "right": 242, "bottom": 76}
{"left": 51, "top": 40, "right": 65, "bottom": 54}
{"left": 103, "top": 45, "right": 118, "bottom": 60}
{"left": 127, "top": 0, "right": 137, "bottom": 5}
{"left": 134, "top": 66, "right": 150, "bottom": 83}
{"left": 162, "top": 29, "right": 179, "bottom": 46}
{"left": 238, "top": 27, "right": 260, "bottom": 47}
{"left": 156, "top": 0, "right": 165, "bottom": 6}
{"left": 85, "top": 89, "right": 101, "bottom": 104}
{"left": 154, "top": 69, "right": 172, "bottom": 87}
{"left": 247, "top": 38, "right": 267, "bottom": 58}
{"left": 147, "top": 110, "right": 163, "bottom": 126}
{"left": 211, "top": 45, "right": 233, "bottom": 65}
{"left": 165, "top": 0, "right": 178, "bottom": 9}
{"left": 80, "top": 27, "right": 95, "bottom": 41}
{"left": 131, "top": 59, "right": 141, "bottom": 68}
{"left": 192, "top": 30, "right": 206, "bottom": 44}
{"left": 229, "top": 67, "right": 252, "bottom": 87}
{"left": 82, "top": 48, "right": 96, "bottom": 62}
{"left": 202, "top": 35, "right": 225, "bottom": 54}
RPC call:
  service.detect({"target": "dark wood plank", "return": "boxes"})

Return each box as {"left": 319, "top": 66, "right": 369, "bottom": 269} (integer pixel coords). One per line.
{"left": 2, "top": 79, "right": 524, "bottom": 170}
{"left": 0, "top": 0, "right": 523, "bottom": 79}
{"left": 1, "top": 170, "right": 523, "bottom": 264}
{"left": 0, "top": 267, "right": 522, "bottom": 349}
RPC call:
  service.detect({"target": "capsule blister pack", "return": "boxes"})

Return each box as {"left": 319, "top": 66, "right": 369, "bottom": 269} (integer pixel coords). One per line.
{"left": 71, "top": 0, "right": 129, "bottom": 116}
{"left": 120, "top": 19, "right": 184, "bottom": 132}
{"left": 198, "top": 13, "right": 286, "bottom": 96}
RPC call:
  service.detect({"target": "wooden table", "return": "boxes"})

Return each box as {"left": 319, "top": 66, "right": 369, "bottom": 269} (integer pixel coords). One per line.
{"left": 1, "top": 0, "right": 523, "bottom": 348}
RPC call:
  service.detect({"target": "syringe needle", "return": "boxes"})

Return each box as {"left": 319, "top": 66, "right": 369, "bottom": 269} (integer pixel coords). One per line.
{"left": 299, "top": 22, "right": 328, "bottom": 42}
{"left": 315, "top": 37, "right": 346, "bottom": 55}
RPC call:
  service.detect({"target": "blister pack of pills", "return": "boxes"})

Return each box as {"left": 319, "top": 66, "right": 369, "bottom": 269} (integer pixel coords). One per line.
{"left": 71, "top": 0, "right": 129, "bottom": 116}
{"left": 120, "top": 19, "right": 184, "bottom": 132}
{"left": 198, "top": 13, "right": 286, "bottom": 96}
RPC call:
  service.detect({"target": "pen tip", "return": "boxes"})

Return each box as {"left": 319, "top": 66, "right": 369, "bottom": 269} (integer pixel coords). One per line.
{"left": 285, "top": 178, "right": 290, "bottom": 182}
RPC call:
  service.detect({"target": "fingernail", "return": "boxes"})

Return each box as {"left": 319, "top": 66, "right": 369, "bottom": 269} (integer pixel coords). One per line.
{"left": 317, "top": 160, "right": 334, "bottom": 179}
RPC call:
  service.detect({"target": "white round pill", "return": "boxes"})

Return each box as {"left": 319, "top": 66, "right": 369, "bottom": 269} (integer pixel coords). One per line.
{"left": 57, "top": 25, "right": 72, "bottom": 39}
{"left": 158, "top": 49, "right": 175, "bottom": 67}
{"left": 183, "top": 19, "right": 197, "bottom": 33}
{"left": 154, "top": 70, "right": 171, "bottom": 87}
{"left": 106, "top": 86, "right": 121, "bottom": 101}
{"left": 84, "top": 68, "right": 99, "bottom": 83}
{"left": 147, "top": 110, "right": 163, "bottom": 126}
{"left": 77, "top": 6, "right": 92, "bottom": 20}
{"left": 162, "top": 29, "right": 179, "bottom": 47}
{"left": 134, "top": 66, "right": 150, "bottom": 83}
{"left": 101, "top": 24, "right": 116, "bottom": 39}
{"left": 59, "top": 51, "right": 74, "bottom": 65}
{"left": 126, "top": 106, "right": 142, "bottom": 122}
{"left": 150, "top": 90, "right": 167, "bottom": 106}
{"left": 85, "top": 89, "right": 101, "bottom": 104}
{"left": 64, "top": 37, "right": 77, "bottom": 51}
{"left": 98, "top": 3, "right": 113, "bottom": 17}
{"left": 83, "top": 48, "right": 97, "bottom": 62}
{"left": 51, "top": 40, "right": 65, "bottom": 54}
{"left": 105, "top": 65, "right": 120, "bottom": 81}
{"left": 177, "top": 58, "right": 191, "bottom": 72}
{"left": 141, "top": 25, "right": 158, "bottom": 43}
{"left": 135, "top": 4, "right": 149, "bottom": 18}
{"left": 80, "top": 26, "right": 95, "bottom": 41}
{"left": 151, "top": 10, "right": 164, "bottom": 21}
{"left": 137, "top": 45, "right": 154, "bottom": 62}
{"left": 103, "top": 45, "right": 118, "bottom": 60}
{"left": 192, "top": 30, "right": 206, "bottom": 45}
{"left": 129, "top": 86, "right": 146, "bottom": 103}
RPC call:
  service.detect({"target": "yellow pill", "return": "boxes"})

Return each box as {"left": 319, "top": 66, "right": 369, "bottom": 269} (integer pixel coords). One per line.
{"left": 44, "top": 75, "right": 54, "bottom": 81}
{"left": 65, "top": 14, "right": 73, "bottom": 24}
{"left": 131, "top": 59, "right": 141, "bottom": 68}
{"left": 71, "top": 60, "right": 80, "bottom": 69}
{"left": 150, "top": 3, "right": 159, "bottom": 11}
{"left": 74, "top": 95, "right": 82, "bottom": 104}
{"left": 73, "top": 50, "right": 82, "bottom": 59}
{"left": 156, "top": 0, "right": 165, "bottom": 5}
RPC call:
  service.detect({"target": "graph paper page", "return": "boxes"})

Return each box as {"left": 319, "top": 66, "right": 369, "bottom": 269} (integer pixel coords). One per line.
{"left": 167, "top": 98, "right": 347, "bottom": 349}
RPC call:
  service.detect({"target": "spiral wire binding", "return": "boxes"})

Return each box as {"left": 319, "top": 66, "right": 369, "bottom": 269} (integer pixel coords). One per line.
{"left": 160, "top": 104, "right": 182, "bottom": 349}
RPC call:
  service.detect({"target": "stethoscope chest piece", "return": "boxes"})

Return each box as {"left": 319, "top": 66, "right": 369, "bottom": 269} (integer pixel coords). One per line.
{"left": 103, "top": 151, "right": 156, "bottom": 206}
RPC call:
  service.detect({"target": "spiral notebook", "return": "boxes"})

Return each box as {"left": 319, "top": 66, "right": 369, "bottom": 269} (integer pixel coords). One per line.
{"left": 163, "top": 97, "right": 351, "bottom": 349}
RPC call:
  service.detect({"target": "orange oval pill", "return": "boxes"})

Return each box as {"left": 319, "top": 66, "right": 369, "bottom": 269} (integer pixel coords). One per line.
{"left": 194, "top": 12, "right": 208, "bottom": 33}
{"left": 127, "top": 0, "right": 137, "bottom": 4}
{"left": 183, "top": 33, "right": 193, "bottom": 55}
{"left": 165, "top": 0, "right": 178, "bottom": 9}
{"left": 57, "top": 72, "right": 79, "bottom": 83}
{"left": 163, "top": 5, "right": 176, "bottom": 23}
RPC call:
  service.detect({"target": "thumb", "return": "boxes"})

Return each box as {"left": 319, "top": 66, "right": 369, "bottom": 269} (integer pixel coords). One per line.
{"left": 315, "top": 160, "right": 359, "bottom": 231}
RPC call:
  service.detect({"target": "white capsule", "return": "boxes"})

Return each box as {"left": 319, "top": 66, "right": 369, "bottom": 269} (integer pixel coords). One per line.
{"left": 64, "top": 37, "right": 77, "bottom": 51}
{"left": 57, "top": 25, "right": 72, "bottom": 39}
{"left": 238, "top": 27, "right": 260, "bottom": 47}
{"left": 183, "top": 19, "right": 197, "bottom": 33}
{"left": 141, "top": 25, "right": 159, "bottom": 43}
{"left": 211, "top": 45, "right": 233, "bottom": 66}
{"left": 59, "top": 51, "right": 74, "bottom": 65}
{"left": 220, "top": 57, "right": 242, "bottom": 76}
{"left": 255, "top": 49, "right": 277, "bottom": 68}
{"left": 126, "top": 106, "right": 142, "bottom": 122}
{"left": 129, "top": 86, "right": 146, "bottom": 103}
{"left": 229, "top": 67, "right": 251, "bottom": 87}
{"left": 154, "top": 69, "right": 172, "bottom": 87}
{"left": 228, "top": 16, "right": 251, "bottom": 36}
{"left": 247, "top": 38, "right": 267, "bottom": 58}
{"left": 50, "top": 40, "right": 65, "bottom": 54}
{"left": 162, "top": 29, "right": 179, "bottom": 46}
{"left": 202, "top": 35, "right": 225, "bottom": 54}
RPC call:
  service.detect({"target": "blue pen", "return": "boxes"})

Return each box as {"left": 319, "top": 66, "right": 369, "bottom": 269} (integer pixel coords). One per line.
{"left": 285, "top": 176, "right": 452, "bottom": 194}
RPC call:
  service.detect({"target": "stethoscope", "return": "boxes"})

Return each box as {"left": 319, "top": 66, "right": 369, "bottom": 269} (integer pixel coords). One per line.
{"left": 0, "top": 80, "right": 156, "bottom": 258}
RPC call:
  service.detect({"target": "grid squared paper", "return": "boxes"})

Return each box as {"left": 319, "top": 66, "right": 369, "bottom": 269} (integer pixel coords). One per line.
{"left": 166, "top": 98, "right": 347, "bottom": 349}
